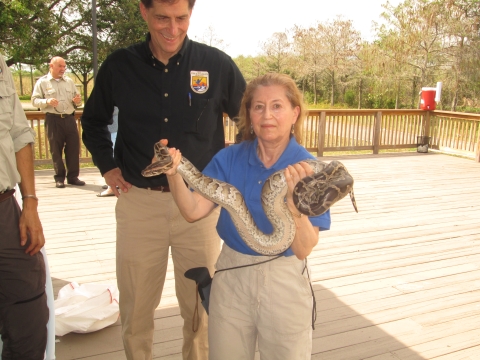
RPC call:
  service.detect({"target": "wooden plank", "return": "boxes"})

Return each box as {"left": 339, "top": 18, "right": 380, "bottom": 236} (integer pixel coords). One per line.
{"left": 34, "top": 152, "right": 480, "bottom": 359}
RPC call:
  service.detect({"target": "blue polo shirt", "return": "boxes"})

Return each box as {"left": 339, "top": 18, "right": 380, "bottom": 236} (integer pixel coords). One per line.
{"left": 202, "top": 137, "right": 331, "bottom": 256}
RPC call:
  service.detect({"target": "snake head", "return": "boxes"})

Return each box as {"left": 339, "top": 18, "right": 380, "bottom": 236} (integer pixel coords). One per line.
{"left": 292, "top": 160, "right": 356, "bottom": 216}
{"left": 141, "top": 142, "right": 174, "bottom": 177}
{"left": 141, "top": 160, "right": 173, "bottom": 177}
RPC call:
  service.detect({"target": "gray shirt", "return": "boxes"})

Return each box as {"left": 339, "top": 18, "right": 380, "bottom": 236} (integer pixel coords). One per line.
{"left": 31, "top": 72, "right": 80, "bottom": 114}
{"left": 0, "top": 55, "right": 36, "bottom": 192}
{"left": 108, "top": 106, "right": 119, "bottom": 133}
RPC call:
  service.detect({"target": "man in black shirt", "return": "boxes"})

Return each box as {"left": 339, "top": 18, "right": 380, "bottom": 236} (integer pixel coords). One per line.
{"left": 81, "top": 0, "right": 245, "bottom": 359}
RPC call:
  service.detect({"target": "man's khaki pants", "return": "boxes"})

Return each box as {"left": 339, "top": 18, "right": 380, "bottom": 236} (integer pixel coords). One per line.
{"left": 116, "top": 186, "right": 221, "bottom": 360}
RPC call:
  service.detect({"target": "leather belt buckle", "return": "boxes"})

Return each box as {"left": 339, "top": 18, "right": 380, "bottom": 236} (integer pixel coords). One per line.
{"left": 48, "top": 112, "right": 74, "bottom": 118}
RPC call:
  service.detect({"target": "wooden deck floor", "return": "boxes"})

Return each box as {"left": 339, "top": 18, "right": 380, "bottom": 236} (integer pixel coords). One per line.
{"left": 35, "top": 152, "right": 480, "bottom": 360}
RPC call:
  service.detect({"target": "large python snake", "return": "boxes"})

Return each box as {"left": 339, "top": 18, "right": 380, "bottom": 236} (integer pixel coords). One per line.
{"left": 142, "top": 142, "right": 358, "bottom": 255}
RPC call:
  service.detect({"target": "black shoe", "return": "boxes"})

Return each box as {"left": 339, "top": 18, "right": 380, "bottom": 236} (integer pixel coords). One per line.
{"left": 67, "top": 178, "right": 86, "bottom": 186}
{"left": 56, "top": 181, "right": 65, "bottom": 188}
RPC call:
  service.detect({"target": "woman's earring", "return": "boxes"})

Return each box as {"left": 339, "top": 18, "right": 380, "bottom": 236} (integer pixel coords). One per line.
{"left": 291, "top": 125, "right": 295, "bottom": 134}
{"left": 250, "top": 125, "right": 254, "bottom": 134}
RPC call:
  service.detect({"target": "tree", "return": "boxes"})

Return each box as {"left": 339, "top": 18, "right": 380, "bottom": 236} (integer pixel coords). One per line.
{"left": 374, "top": 16, "right": 419, "bottom": 108}
{"left": 261, "top": 31, "right": 293, "bottom": 73}
{"left": 1, "top": 0, "right": 146, "bottom": 79}
{"left": 194, "top": 25, "right": 228, "bottom": 52}
{"left": 0, "top": 0, "right": 61, "bottom": 66}
{"left": 317, "top": 17, "right": 361, "bottom": 106}
{"left": 437, "top": 0, "right": 480, "bottom": 110}
{"left": 377, "top": 0, "right": 450, "bottom": 108}
{"left": 233, "top": 55, "right": 267, "bottom": 83}
{"left": 293, "top": 25, "right": 325, "bottom": 104}
{"left": 98, "top": 0, "right": 146, "bottom": 53}
{"left": 348, "top": 42, "right": 381, "bottom": 109}
{"left": 66, "top": 0, "right": 146, "bottom": 100}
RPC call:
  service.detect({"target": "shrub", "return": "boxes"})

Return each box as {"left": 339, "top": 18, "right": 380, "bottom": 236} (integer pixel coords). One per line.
{"left": 344, "top": 90, "right": 356, "bottom": 107}
{"left": 365, "top": 93, "right": 396, "bottom": 109}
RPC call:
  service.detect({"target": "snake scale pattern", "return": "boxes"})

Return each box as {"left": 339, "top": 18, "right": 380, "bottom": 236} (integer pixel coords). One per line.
{"left": 142, "top": 142, "right": 357, "bottom": 255}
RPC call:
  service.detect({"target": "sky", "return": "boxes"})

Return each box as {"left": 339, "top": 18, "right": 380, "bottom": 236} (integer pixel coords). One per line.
{"left": 188, "top": 0, "right": 402, "bottom": 58}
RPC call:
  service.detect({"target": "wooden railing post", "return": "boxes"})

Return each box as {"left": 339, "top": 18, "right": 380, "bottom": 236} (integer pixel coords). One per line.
{"left": 373, "top": 111, "right": 382, "bottom": 154}
{"left": 317, "top": 111, "right": 326, "bottom": 157}
{"left": 475, "top": 119, "right": 480, "bottom": 163}
{"left": 424, "top": 111, "right": 431, "bottom": 138}
{"left": 476, "top": 139, "right": 480, "bottom": 163}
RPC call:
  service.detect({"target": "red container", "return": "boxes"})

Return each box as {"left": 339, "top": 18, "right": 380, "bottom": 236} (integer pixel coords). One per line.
{"left": 420, "top": 87, "right": 436, "bottom": 110}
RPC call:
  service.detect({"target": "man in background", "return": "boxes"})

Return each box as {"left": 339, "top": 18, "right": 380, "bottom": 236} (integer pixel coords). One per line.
{"left": 81, "top": 0, "right": 246, "bottom": 358}
{"left": 0, "top": 54, "right": 48, "bottom": 359}
{"left": 32, "top": 56, "right": 85, "bottom": 188}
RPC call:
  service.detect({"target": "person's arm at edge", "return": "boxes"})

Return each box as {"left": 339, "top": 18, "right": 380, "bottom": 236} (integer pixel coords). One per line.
{"left": 3, "top": 52, "right": 45, "bottom": 255}
{"left": 163, "top": 145, "right": 216, "bottom": 222}
{"left": 71, "top": 78, "right": 82, "bottom": 108}
{"left": 15, "top": 143, "right": 45, "bottom": 256}
{"left": 285, "top": 163, "right": 321, "bottom": 260}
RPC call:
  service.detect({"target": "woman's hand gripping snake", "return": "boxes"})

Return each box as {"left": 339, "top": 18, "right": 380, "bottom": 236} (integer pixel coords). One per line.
{"left": 142, "top": 142, "right": 358, "bottom": 255}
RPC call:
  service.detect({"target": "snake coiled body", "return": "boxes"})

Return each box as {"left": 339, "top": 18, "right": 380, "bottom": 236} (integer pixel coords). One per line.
{"left": 142, "top": 143, "right": 357, "bottom": 255}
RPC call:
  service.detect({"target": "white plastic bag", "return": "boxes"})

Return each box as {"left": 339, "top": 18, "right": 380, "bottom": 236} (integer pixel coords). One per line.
{"left": 54, "top": 282, "right": 119, "bottom": 336}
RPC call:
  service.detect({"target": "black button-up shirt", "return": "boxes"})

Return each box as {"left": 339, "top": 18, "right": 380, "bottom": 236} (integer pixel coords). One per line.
{"left": 81, "top": 35, "right": 246, "bottom": 188}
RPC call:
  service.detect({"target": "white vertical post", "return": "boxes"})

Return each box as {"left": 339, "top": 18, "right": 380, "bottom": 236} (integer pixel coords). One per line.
{"left": 435, "top": 82, "right": 442, "bottom": 103}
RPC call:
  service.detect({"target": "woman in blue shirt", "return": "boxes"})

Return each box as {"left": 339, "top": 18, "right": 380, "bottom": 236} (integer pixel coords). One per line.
{"left": 164, "top": 73, "right": 331, "bottom": 359}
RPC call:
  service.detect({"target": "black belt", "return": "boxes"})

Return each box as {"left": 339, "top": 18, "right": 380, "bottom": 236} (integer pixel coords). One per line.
{"left": 0, "top": 189, "right": 15, "bottom": 203}
{"left": 142, "top": 185, "right": 170, "bottom": 192}
{"left": 46, "top": 112, "right": 75, "bottom": 118}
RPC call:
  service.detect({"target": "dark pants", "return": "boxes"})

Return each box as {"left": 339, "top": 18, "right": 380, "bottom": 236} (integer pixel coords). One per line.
{"left": 45, "top": 113, "right": 80, "bottom": 182}
{"left": 0, "top": 195, "right": 48, "bottom": 359}
{"left": 0, "top": 293, "right": 49, "bottom": 359}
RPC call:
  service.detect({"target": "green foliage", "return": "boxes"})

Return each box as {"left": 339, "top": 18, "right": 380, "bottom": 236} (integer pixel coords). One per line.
{"left": 302, "top": 91, "right": 315, "bottom": 104}
{"left": 18, "top": 94, "right": 31, "bottom": 100}
{"left": 63, "top": 0, "right": 146, "bottom": 97}
{"left": 234, "top": 55, "right": 268, "bottom": 83}
{"left": 1, "top": 0, "right": 146, "bottom": 67}
{"left": 365, "top": 93, "right": 396, "bottom": 109}
{"left": 344, "top": 90, "right": 356, "bottom": 107}
{"left": 456, "top": 106, "right": 480, "bottom": 114}
{"left": 0, "top": 0, "right": 63, "bottom": 66}
{"left": 97, "top": 0, "right": 147, "bottom": 54}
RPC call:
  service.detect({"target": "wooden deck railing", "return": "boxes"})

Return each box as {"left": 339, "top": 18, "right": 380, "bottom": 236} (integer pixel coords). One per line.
{"left": 429, "top": 110, "right": 480, "bottom": 161}
{"left": 25, "top": 109, "right": 480, "bottom": 165}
